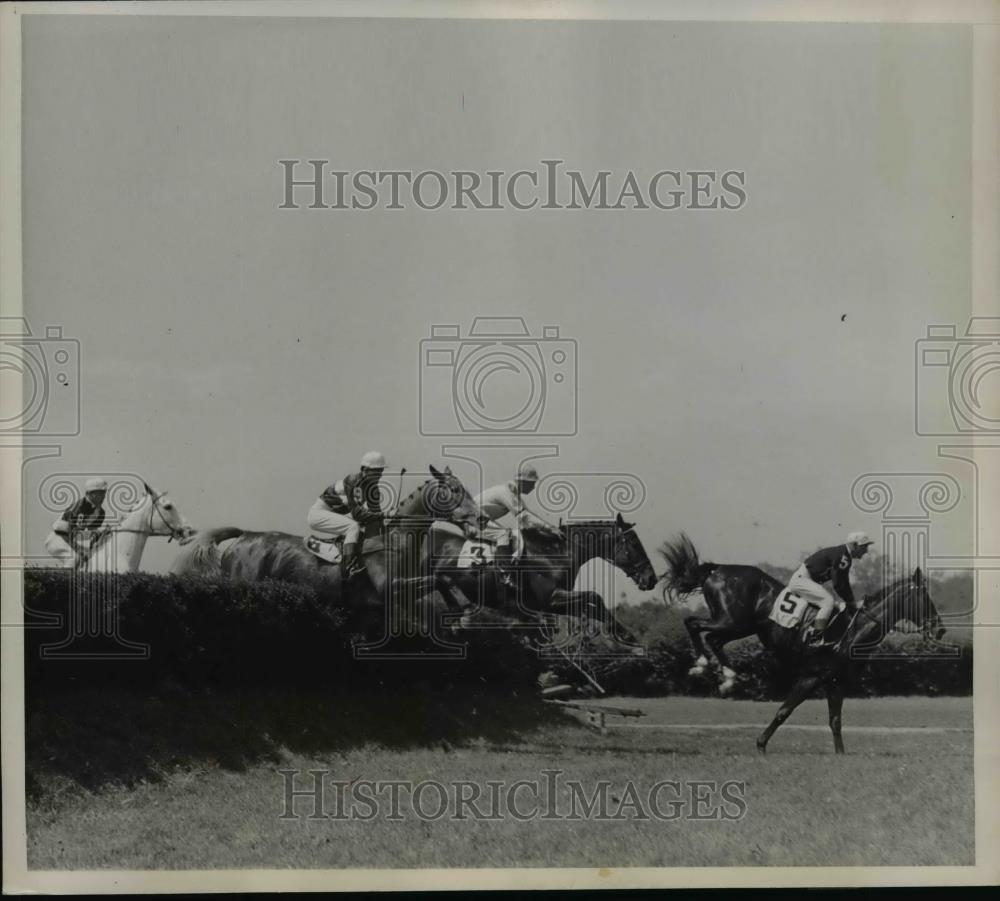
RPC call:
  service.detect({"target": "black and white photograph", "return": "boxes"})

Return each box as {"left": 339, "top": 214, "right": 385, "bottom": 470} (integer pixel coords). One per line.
{"left": 1, "top": 0, "right": 997, "bottom": 892}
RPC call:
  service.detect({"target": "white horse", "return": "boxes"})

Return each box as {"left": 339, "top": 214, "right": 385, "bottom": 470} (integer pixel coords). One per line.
{"left": 44, "top": 482, "right": 196, "bottom": 573}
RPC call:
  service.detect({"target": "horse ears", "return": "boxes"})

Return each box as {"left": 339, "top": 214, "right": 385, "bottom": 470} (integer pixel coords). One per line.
{"left": 143, "top": 481, "right": 154, "bottom": 496}
{"left": 913, "top": 566, "right": 923, "bottom": 585}
{"left": 616, "top": 512, "right": 629, "bottom": 530}
{"left": 429, "top": 464, "right": 443, "bottom": 480}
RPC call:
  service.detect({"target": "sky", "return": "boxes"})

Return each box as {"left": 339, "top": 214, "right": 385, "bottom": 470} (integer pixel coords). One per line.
{"left": 17, "top": 15, "right": 976, "bottom": 593}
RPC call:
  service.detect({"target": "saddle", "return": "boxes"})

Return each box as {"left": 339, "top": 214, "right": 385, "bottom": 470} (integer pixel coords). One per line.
{"left": 303, "top": 533, "right": 385, "bottom": 564}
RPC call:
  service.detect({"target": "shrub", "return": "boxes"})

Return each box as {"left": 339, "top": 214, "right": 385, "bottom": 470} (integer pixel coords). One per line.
{"left": 22, "top": 570, "right": 541, "bottom": 693}
{"left": 550, "top": 599, "right": 972, "bottom": 699}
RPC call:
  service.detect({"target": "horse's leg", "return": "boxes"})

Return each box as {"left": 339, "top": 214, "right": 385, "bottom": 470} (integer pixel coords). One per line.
{"left": 756, "top": 674, "right": 822, "bottom": 754}
{"left": 576, "top": 591, "right": 640, "bottom": 650}
{"left": 434, "top": 573, "right": 465, "bottom": 609}
{"left": 827, "top": 680, "right": 845, "bottom": 754}
{"left": 683, "top": 616, "right": 714, "bottom": 675}
{"left": 703, "top": 627, "right": 748, "bottom": 695}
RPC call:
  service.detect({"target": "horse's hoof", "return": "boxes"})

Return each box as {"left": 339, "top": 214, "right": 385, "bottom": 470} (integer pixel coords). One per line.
{"left": 756, "top": 739, "right": 767, "bottom": 755}
{"left": 719, "top": 680, "right": 735, "bottom": 697}
{"left": 688, "top": 666, "right": 707, "bottom": 678}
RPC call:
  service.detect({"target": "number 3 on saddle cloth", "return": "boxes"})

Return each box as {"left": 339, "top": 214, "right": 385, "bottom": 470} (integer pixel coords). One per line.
{"left": 426, "top": 520, "right": 497, "bottom": 569}
{"left": 456, "top": 539, "right": 495, "bottom": 569}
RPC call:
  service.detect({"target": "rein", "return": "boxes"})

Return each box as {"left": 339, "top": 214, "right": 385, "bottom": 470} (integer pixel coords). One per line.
{"left": 562, "top": 521, "right": 648, "bottom": 586}
{"left": 833, "top": 582, "right": 928, "bottom": 653}
{"left": 88, "top": 492, "right": 188, "bottom": 544}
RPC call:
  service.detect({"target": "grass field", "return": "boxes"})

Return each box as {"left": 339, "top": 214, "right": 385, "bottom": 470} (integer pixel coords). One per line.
{"left": 25, "top": 687, "right": 973, "bottom": 870}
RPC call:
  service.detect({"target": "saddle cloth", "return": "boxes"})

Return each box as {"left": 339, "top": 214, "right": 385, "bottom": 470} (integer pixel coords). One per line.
{"left": 456, "top": 539, "right": 496, "bottom": 569}
{"left": 768, "top": 588, "right": 819, "bottom": 629}
{"left": 769, "top": 589, "right": 846, "bottom": 629}
{"left": 427, "top": 521, "right": 498, "bottom": 569}
{"left": 303, "top": 533, "right": 385, "bottom": 564}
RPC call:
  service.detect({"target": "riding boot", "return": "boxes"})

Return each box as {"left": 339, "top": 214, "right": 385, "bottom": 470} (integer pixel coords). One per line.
{"left": 807, "top": 617, "right": 832, "bottom": 647}
{"left": 495, "top": 543, "right": 515, "bottom": 589}
{"left": 341, "top": 542, "right": 366, "bottom": 580}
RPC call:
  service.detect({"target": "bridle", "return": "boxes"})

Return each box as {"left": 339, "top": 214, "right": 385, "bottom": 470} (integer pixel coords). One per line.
{"left": 836, "top": 580, "right": 945, "bottom": 651}
{"left": 613, "top": 525, "right": 647, "bottom": 583}
{"left": 90, "top": 490, "right": 190, "bottom": 544}
{"left": 563, "top": 520, "right": 652, "bottom": 588}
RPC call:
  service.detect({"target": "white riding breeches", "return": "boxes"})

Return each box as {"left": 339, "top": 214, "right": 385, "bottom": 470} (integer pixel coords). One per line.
{"left": 307, "top": 500, "right": 360, "bottom": 544}
{"left": 481, "top": 522, "right": 524, "bottom": 556}
{"left": 44, "top": 531, "right": 77, "bottom": 568}
{"left": 787, "top": 564, "right": 837, "bottom": 620}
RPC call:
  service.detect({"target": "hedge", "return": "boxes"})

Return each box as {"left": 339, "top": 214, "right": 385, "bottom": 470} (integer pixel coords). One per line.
{"left": 20, "top": 571, "right": 971, "bottom": 699}
{"left": 555, "top": 601, "right": 974, "bottom": 699}
{"left": 22, "top": 570, "right": 541, "bottom": 692}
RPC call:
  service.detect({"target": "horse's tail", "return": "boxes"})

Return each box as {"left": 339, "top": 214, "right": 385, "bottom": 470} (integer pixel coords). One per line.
{"left": 659, "top": 532, "right": 717, "bottom": 596}
{"left": 171, "top": 526, "right": 244, "bottom": 575}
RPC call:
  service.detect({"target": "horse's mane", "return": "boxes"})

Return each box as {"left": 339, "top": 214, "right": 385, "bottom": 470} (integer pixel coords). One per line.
{"left": 864, "top": 571, "right": 917, "bottom": 609}
{"left": 520, "top": 523, "right": 566, "bottom": 551}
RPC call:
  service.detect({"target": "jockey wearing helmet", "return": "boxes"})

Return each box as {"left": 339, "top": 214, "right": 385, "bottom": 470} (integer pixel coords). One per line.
{"left": 474, "top": 462, "right": 560, "bottom": 584}
{"left": 787, "top": 531, "right": 875, "bottom": 648}
{"left": 44, "top": 477, "right": 109, "bottom": 569}
{"left": 307, "top": 450, "right": 386, "bottom": 579}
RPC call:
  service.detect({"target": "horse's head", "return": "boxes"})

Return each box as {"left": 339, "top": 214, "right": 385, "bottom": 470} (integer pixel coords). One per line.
{"left": 611, "top": 513, "right": 658, "bottom": 591}
{"left": 877, "top": 566, "right": 946, "bottom": 641}
{"left": 400, "top": 465, "right": 481, "bottom": 535}
{"left": 142, "top": 481, "right": 197, "bottom": 543}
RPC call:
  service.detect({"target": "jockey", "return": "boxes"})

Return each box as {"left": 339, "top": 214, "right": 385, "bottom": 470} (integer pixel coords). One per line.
{"left": 307, "top": 450, "right": 386, "bottom": 579}
{"left": 475, "top": 462, "right": 559, "bottom": 584}
{"left": 787, "top": 531, "right": 875, "bottom": 647}
{"left": 44, "top": 477, "right": 109, "bottom": 568}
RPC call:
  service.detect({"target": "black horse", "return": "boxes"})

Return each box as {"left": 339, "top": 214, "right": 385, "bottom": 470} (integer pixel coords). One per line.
{"left": 661, "top": 533, "right": 948, "bottom": 753}
{"left": 397, "top": 512, "right": 659, "bottom": 649}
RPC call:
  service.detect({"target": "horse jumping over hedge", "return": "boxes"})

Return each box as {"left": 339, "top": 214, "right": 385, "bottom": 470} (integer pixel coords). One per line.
{"left": 409, "top": 512, "right": 659, "bottom": 649}
{"left": 170, "top": 465, "right": 481, "bottom": 611}
{"left": 45, "top": 481, "right": 196, "bottom": 574}
{"left": 660, "top": 533, "right": 948, "bottom": 753}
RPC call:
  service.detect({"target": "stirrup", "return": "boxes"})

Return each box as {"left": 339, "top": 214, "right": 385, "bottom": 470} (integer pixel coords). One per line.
{"left": 343, "top": 559, "right": 367, "bottom": 579}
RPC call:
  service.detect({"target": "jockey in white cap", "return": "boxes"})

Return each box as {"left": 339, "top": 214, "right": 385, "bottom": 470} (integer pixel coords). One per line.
{"left": 786, "top": 530, "right": 875, "bottom": 647}
{"left": 474, "top": 462, "right": 560, "bottom": 585}
{"left": 307, "top": 451, "right": 386, "bottom": 579}
{"left": 44, "top": 477, "right": 109, "bottom": 569}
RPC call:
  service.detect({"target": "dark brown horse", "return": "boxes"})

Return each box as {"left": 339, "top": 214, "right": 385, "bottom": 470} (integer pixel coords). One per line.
{"left": 407, "top": 513, "right": 659, "bottom": 648}
{"left": 661, "top": 533, "right": 948, "bottom": 753}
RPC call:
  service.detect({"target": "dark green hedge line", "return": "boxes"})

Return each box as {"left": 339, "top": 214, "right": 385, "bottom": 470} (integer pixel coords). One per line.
{"left": 21, "top": 571, "right": 971, "bottom": 698}
{"left": 22, "top": 570, "right": 540, "bottom": 691}
{"left": 555, "top": 602, "right": 973, "bottom": 699}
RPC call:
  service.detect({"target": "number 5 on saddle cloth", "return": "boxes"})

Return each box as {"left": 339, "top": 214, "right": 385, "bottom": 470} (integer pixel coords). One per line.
{"left": 768, "top": 588, "right": 844, "bottom": 630}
